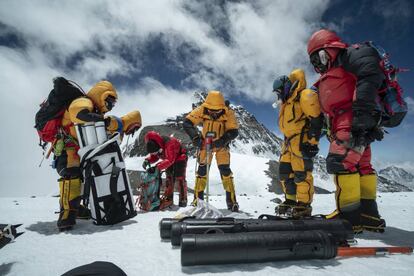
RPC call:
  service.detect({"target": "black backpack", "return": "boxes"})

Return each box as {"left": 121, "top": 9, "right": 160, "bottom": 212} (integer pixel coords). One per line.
{"left": 35, "top": 77, "right": 85, "bottom": 144}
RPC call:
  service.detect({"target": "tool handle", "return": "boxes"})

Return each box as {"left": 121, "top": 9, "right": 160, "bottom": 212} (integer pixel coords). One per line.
{"left": 337, "top": 246, "right": 413, "bottom": 257}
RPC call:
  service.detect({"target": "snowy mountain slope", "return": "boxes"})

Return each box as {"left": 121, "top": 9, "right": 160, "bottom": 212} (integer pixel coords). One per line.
{"left": 1, "top": 192, "right": 414, "bottom": 275}
{"left": 124, "top": 91, "right": 412, "bottom": 193}
{"left": 378, "top": 166, "right": 414, "bottom": 190}
{"left": 125, "top": 91, "right": 284, "bottom": 160}
{"left": 125, "top": 152, "right": 334, "bottom": 196}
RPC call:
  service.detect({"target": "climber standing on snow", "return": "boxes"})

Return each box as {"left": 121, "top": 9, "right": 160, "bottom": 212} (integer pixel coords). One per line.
{"left": 37, "top": 79, "right": 141, "bottom": 230}
{"left": 272, "top": 69, "right": 324, "bottom": 218}
{"left": 307, "top": 29, "right": 386, "bottom": 233}
{"left": 183, "top": 90, "right": 240, "bottom": 212}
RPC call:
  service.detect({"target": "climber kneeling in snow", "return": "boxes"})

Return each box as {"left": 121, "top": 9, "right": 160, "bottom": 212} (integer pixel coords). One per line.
{"left": 273, "top": 69, "right": 323, "bottom": 218}
{"left": 183, "top": 90, "right": 239, "bottom": 212}
{"left": 36, "top": 78, "right": 141, "bottom": 230}
{"left": 142, "top": 131, "right": 188, "bottom": 209}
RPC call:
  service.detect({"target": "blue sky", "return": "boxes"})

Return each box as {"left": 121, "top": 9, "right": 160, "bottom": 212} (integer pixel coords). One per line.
{"left": 233, "top": 0, "right": 414, "bottom": 163}
{"left": 0, "top": 0, "right": 413, "bottom": 195}
{"left": 318, "top": 0, "right": 414, "bottom": 163}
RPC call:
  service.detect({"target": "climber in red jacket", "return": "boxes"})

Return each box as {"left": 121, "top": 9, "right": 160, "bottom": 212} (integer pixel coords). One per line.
{"left": 143, "top": 131, "right": 188, "bottom": 209}
{"left": 307, "top": 29, "right": 386, "bottom": 233}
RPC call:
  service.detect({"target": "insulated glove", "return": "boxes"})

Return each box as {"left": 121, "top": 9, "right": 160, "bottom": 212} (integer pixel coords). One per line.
{"left": 213, "top": 137, "right": 227, "bottom": 148}
{"left": 301, "top": 143, "right": 319, "bottom": 158}
{"left": 147, "top": 166, "right": 157, "bottom": 174}
{"left": 351, "top": 110, "right": 379, "bottom": 133}
{"left": 192, "top": 136, "right": 203, "bottom": 148}
{"left": 351, "top": 110, "right": 380, "bottom": 148}
{"left": 142, "top": 159, "right": 150, "bottom": 170}
{"left": 125, "top": 123, "right": 141, "bottom": 136}
{"left": 366, "top": 127, "right": 384, "bottom": 144}
{"left": 122, "top": 111, "right": 142, "bottom": 135}
{"left": 349, "top": 130, "right": 369, "bottom": 149}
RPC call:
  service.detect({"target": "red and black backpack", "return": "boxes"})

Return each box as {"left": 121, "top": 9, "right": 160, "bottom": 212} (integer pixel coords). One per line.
{"left": 362, "top": 42, "right": 408, "bottom": 128}
{"left": 34, "top": 77, "right": 85, "bottom": 147}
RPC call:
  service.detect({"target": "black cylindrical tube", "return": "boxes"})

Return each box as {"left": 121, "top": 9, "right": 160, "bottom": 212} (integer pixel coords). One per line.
{"left": 159, "top": 217, "right": 239, "bottom": 239}
{"left": 171, "top": 218, "right": 353, "bottom": 246}
{"left": 159, "top": 218, "right": 178, "bottom": 239}
{"left": 181, "top": 230, "right": 337, "bottom": 266}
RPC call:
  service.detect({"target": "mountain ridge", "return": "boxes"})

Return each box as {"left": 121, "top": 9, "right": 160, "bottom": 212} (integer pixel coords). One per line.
{"left": 125, "top": 92, "right": 412, "bottom": 193}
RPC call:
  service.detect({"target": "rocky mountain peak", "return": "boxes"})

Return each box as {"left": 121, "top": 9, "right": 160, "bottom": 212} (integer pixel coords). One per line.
{"left": 125, "top": 92, "right": 412, "bottom": 193}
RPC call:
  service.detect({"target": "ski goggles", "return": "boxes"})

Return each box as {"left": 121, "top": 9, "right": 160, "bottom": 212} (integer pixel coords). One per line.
{"left": 206, "top": 108, "right": 224, "bottom": 119}
{"left": 105, "top": 96, "right": 117, "bottom": 111}
{"left": 310, "top": 50, "right": 329, "bottom": 73}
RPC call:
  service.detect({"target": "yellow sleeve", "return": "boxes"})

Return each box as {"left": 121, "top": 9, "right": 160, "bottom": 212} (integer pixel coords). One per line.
{"left": 106, "top": 110, "right": 142, "bottom": 134}
{"left": 68, "top": 97, "right": 94, "bottom": 124}
{"left": 185, "top": 106, "right": 204, "bottom": 126}
{"left": 300, "top": 89, "right": 321, "bottom": 118}
{"left": 121, "top": 110, "right": 142, "bottom": 132}
{"left": 225, "top": 108, "right": 239, "bottom": 130}
{"left": 106, "top": 116, "right": 120, "bottom": 133}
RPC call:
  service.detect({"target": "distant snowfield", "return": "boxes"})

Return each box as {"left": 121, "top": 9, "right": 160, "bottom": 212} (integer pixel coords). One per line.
{"left": 1, "top": 154, "right": 413, "bottom": 275}
{"left": 125, "top": 152, "right": 334, "bottom": 195}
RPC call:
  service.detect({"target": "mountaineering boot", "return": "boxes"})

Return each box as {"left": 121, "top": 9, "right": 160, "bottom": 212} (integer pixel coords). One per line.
{"left": 77, "top": 204, "right": 91, "bottom": 220}
{"left": 159, "top": 197, "right": 173, "bottom": 210}
{"left": 291, "top": 202, "right": 312, "bottom": 218}
{"left": 160, "top": 176, "right": 174, "bottom": 210}
{"left": 222, "top": 175, "right": 239, "bottom": 212}
{"left": 225, "top": 192, "right": 239, "bottom": 212}
{"left": 360, "top": 199, "right": 386, "bottom": 233}
{"left": 77, "top": 205, "right": 91, "bottom": 220}
{"left": 57, "top": 178, "right": 81, "bottom": 230}
{"left": 325, "top": 172, "right": 363, "bottom": 233}
{"left": 275, "top": 199, "right": 296, "bottom": 216}
{"left": 360, "top": 174, "right": 385, "bottom": 233}
{"left": 191, "top": 176, "right": 207, "bottom": 206}
{"left": 177, "top": 178, "right": 188, "bottom": 207}
{"left": 191, "top": 191, "right": 204, "bottom": 206}
{"left": 325, "top": 209, "right": 363, "bottom": 234}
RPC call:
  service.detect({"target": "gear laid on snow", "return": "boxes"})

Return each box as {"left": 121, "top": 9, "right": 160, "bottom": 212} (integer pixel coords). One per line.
{"left": 160, "top": 214, "right": 412, "bottom": 266}
{"left": 0, "top": 224, "right": 23, "bottom": 249}
{"left": 183, "top": 90, "right": 239, "bottom": 211}
{"left": 77, "top": 125, "right": 137, "bottom": 225}
{"left": 274, "top": 69, "right": 323, "bottom": 218}
{"left": 137, "top": 167, "right": 161, "bottom": 211}
{"left": 161, "top": 215, "right": 354, "bottom": 246}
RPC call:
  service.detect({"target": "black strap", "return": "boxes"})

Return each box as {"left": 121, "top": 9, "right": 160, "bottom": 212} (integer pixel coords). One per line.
{"left": 83, "top": 161, "right": 93, "bottom": 206}
{"left": 109, "top": 157, "right": 121, "bottom": 203}
{"left": 287, "top": 89, "right": 302, "bottom": 123}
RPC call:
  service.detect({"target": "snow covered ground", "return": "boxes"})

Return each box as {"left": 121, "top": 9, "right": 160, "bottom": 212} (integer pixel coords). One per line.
{"left": 1, "top": 153, "right": 413, "bottom": 275}
{"left": 1, "top": 193, "right": 414, "bottom": 275}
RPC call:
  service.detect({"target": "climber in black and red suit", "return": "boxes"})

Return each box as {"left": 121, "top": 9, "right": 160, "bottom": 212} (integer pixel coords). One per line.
{"left": 307, "top": 29, "right": 386, "bottom": 233}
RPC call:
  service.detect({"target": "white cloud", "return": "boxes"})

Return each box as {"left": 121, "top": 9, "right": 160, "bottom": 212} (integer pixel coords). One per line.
{"left": 405, "top": 96, "right": 414, "bottom": 115}
{"left": 0, "top": 0, "right": 329, "bottom": 196}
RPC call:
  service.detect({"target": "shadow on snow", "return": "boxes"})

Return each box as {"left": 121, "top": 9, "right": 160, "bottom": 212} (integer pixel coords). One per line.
{"left": 181, "top": 258, "right": 343, "bottom": 274}
{"left": 0, "top": 262, "right": 16, "bottom": 276}
{"left": 25, "top": 219, "right": 137, "bottom": 236}
{"left": 359, "top": 226, "right": 414, "bottom": 247}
